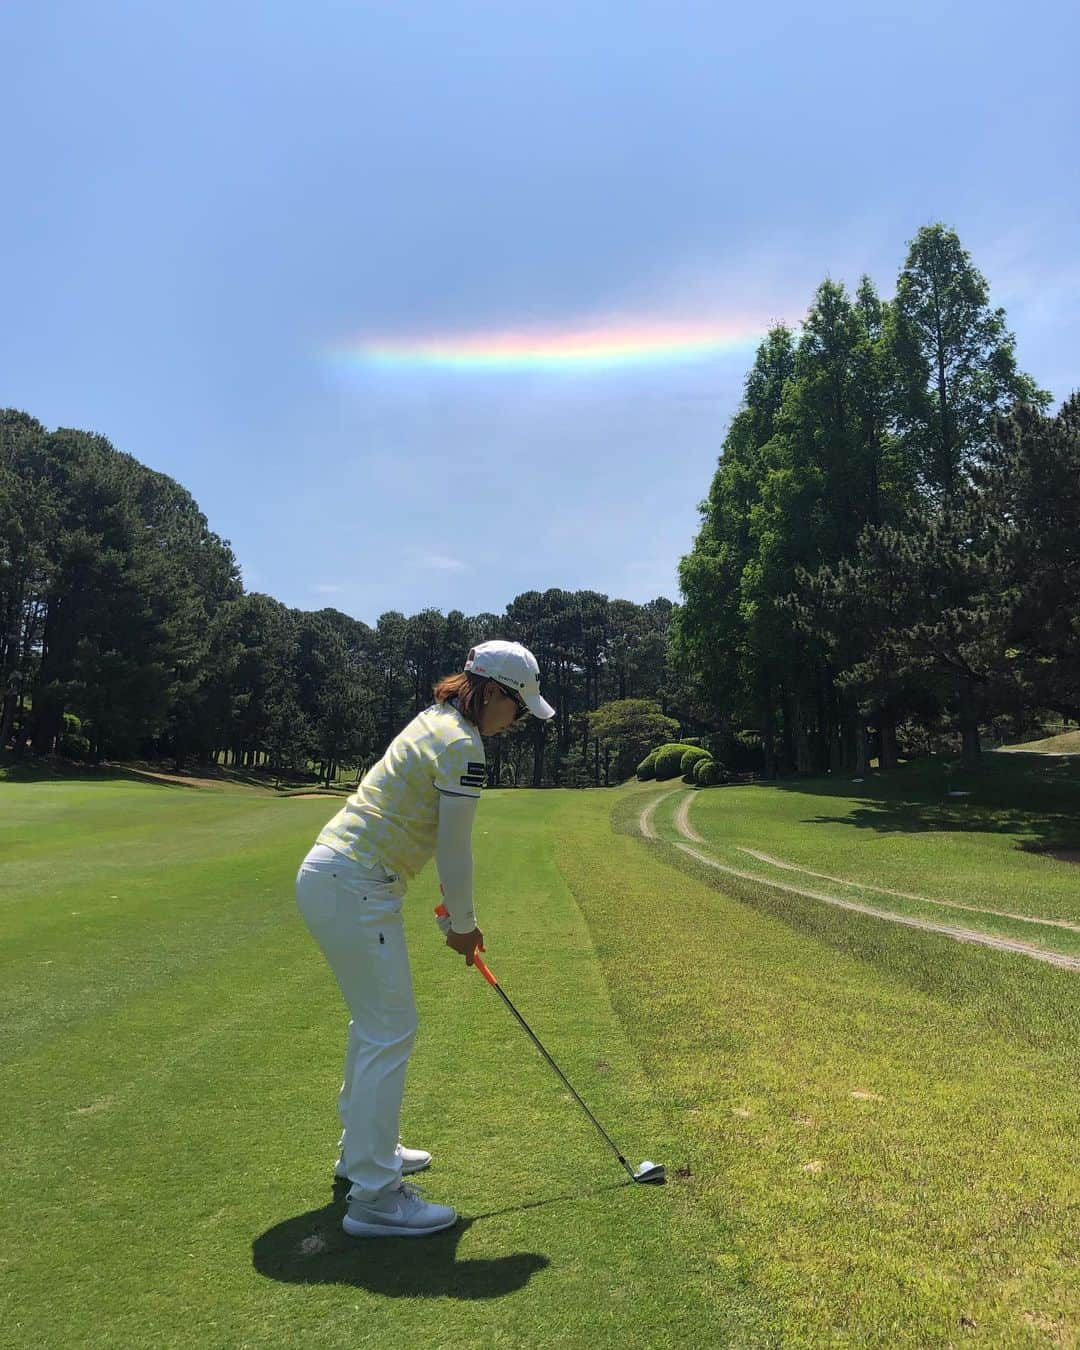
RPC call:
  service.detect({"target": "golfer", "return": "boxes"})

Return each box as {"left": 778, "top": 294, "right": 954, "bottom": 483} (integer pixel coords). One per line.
{"left": 295, "top": 640, "right": 555, "bottom": 1237}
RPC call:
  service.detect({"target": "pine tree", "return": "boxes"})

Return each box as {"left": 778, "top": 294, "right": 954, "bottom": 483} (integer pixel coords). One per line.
{"left": 984, "top": 394, "right": 1080, "bottom": 718}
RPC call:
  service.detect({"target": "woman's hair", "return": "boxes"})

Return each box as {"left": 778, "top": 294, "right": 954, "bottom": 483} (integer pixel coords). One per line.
{"left": 433, "top": 671, "right": 490, "bottom": 727}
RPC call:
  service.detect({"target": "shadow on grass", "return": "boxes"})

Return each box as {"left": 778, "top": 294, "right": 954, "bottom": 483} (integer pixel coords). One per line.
{"left": 0, "top": 755, "right": 190, "bottom": 788}
{"left": 251, "top": 1176, "right": 635, "bottom": 1297}
{"left": 763, "top": 754, "right": 1080, "bottom": 852}
{"left": 0, "top": 753, "right": 336, "bottom": 793}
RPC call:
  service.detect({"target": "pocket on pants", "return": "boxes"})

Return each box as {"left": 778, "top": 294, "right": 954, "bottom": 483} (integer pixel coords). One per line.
{"left": 295, "top": 862, "right": 339, "bottom": 927}
{"left": 334, "top": 865, "right": 405, "bottom": 907}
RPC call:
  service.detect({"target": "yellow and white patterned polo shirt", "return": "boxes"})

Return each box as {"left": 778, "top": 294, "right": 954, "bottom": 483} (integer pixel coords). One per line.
{"left": 317, "top": 700, "right": 486, "bottom": 881}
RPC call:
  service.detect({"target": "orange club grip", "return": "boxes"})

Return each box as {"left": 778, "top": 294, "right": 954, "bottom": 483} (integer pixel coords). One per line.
{"left": 473, "top": 953, "right": 499, "bottom": 988}
{"left": 434, "top": 903, "right": 499, "bottom": 988}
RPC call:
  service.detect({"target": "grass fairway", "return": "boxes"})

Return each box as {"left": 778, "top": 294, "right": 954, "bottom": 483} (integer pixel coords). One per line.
{"left": 2, "top": 763, "right": 1079, "bottom": 1347}
{"left": 1000, "top": 731, "right": 1080, "bottom": 755}
{"left": 644, "top": 754, "right": 1080, "bottom": 968}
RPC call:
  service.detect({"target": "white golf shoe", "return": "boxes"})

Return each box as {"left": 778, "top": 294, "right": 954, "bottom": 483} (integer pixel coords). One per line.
{"left": 334, "top": 1142, "right": 432, "bottom": 1181}
{"left": 342, "top": 1181, "right": 457, "bottom": 1238}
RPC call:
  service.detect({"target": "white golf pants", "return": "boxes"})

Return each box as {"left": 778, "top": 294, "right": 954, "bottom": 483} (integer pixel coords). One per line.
{"left": 295, "top": 843, "right": 416, "bottom": 1204}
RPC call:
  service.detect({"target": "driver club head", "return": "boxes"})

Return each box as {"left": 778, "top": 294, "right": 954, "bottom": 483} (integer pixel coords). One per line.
{"left": 633, "top": 1160, "right": 666, "bottom": 1184}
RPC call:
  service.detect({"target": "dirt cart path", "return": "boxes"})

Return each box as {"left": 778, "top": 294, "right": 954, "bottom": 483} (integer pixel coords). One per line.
{"left": 635, "top": 788, "right": 1080, "bottom": 973}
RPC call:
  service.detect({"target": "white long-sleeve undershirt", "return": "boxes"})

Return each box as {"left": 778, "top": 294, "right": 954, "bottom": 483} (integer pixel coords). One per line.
{"left": 436, "top": 790, "right": 479, "bottom": 933}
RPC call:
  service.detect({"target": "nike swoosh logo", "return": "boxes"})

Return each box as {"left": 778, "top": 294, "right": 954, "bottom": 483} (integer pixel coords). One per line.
{"left": 369, "top": 1200, "right": 406, "bottom": 1220}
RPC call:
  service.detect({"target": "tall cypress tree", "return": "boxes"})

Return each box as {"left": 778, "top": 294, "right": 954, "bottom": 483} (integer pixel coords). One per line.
{"left": 890, "top": 223, "right": 1050, "bottom": 501}
{"left": 673, "top": 325, "right": 795, "bottom": 775}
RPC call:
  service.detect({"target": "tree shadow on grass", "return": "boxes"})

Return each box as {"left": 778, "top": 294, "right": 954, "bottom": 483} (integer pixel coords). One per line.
{"left": 793, "top": 799, "right": 1077, "bottom": 840}
{"left": 765, "top": 755, "right": 1080, "bottom": 852}
{"left": 252, "top": 1176, "right": 633, "bottom": 1298}
{"left": 0, "top": 756, "right": 197, "bottom": 788}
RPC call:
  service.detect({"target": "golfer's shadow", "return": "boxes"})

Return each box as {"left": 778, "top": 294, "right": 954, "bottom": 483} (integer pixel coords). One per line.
{"left": 253, "top": 1177, "right": 625, "bottom": 1298}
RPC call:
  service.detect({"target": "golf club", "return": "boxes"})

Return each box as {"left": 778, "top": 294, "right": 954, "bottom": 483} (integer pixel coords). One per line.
{"left": 436, "top": 903, "right": 665, "bottom": 1185}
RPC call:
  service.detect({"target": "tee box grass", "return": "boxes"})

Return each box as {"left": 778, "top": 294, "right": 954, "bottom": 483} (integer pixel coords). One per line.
{"left": 1, "top": 757, "right": 1078, "bottom": 1347}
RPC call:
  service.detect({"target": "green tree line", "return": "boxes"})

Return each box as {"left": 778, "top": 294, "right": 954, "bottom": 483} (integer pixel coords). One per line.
{"left": 0, "top": 415, "right": 690, "bottom": 784}
{"left": 673, "top": 223, "right": 1078, "bottom": 772}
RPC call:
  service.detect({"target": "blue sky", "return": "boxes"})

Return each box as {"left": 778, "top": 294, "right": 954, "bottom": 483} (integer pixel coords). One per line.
{"left": 3, "top": 0, "right": 1077, "bottom": 628}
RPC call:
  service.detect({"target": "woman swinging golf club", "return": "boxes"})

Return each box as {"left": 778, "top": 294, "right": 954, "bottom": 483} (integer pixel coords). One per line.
{"left": 295, "top": 640, "right": 554, "bottom": 1238}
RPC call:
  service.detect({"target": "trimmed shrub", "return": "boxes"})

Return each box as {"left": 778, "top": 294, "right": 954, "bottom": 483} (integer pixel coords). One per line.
{"left": 653, "top": 743, "right": 699, "bottom": 780}
{"left": 694, "top": 757, "right": 729, "bottom": 787}
{"left": 636, "top": 749, "right": 660, "bottom": 780}
{"left": 680, "top": 747, "right": 713, "bottom": 782}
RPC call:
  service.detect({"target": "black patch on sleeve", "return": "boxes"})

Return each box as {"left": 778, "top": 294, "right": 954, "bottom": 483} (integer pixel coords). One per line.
{"left": 467, "top": 762, "right": 486, "bottom": 775}
{"left": 460, "top": 775, "right": 485, "bottom": 788}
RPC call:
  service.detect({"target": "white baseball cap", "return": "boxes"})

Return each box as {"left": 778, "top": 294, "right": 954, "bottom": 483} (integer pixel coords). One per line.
{"left": 464, "top": 641, "right": 555, "bottom": 720}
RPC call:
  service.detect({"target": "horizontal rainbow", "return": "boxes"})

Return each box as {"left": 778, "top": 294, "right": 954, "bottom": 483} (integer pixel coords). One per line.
{"left": 330, "top": 320, "right": 764, "bottom": 373}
